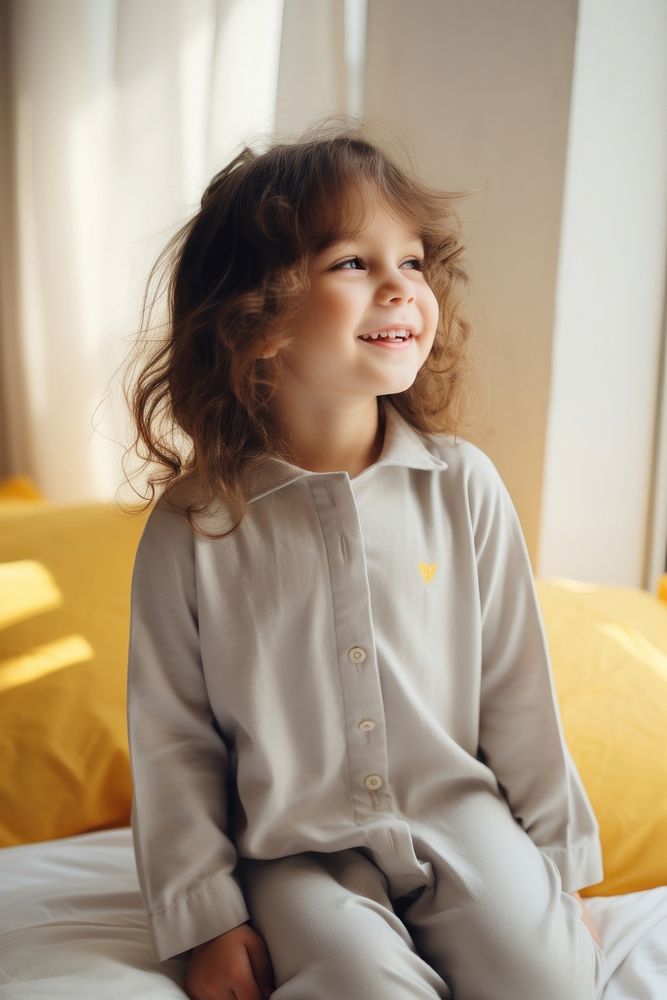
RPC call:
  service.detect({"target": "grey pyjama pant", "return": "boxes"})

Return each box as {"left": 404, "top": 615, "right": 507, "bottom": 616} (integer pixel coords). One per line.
{"left": 235, "top": 792, "right": 605, "bottom": 1000}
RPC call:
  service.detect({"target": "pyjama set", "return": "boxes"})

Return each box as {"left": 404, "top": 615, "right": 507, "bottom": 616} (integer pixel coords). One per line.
{"left": 127, "top": 400, "right": 605, "bottom": 999}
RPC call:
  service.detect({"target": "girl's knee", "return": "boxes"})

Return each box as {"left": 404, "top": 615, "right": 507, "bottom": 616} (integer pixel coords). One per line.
{"left": 408, "top": 882, "right": 603, "bottom": 1000}
{"left": 239, "top": 852, "right": 448, "bottom": 997}
{"left": 522, "top": 942, "right": 603, "bottom": 1000}
{"left": 269, "top": 904, "right": 447, "bottom": 999}
{"left": 487, "top": 909, "right": 604, "bottom": 1000}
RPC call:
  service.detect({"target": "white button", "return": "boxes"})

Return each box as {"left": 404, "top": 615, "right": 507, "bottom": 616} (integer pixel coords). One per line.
{"left": 358, "top": 719, "right": 375, "bottom": 732}
{"left": 348, "top": 646, "right": 367, "bottom": 663}
{"left": 364, "top": 774, "right": 383, "bottom": 790}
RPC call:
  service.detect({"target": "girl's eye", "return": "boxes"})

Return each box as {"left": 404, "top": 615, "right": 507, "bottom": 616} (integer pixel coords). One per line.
{"left": 336, "top": 257, "right": 364, "bottom": 270}
{"left": 334, "top": 256, "right": 425, "bottom": 271}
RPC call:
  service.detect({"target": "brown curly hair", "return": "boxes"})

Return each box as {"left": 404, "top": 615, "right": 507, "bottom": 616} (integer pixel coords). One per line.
{"left": 120, "top": 116, "right": 478, "bottom": 539}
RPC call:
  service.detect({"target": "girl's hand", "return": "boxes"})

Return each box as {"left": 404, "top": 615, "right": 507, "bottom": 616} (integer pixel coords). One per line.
{"left": 185, "top": 921, "right": 275, "bottom": 1000}
{"left": 570, "top": 890, "right": 603, "bottom": 948}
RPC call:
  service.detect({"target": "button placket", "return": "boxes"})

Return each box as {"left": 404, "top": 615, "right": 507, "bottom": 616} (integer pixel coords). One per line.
{"left": 308, "top": 475, "right": 392, "bottom": 819}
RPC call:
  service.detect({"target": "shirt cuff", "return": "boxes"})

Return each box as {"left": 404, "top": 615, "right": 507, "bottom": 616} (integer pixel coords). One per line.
{"left": 539, "top": 836, "right": 604, "bottom": 893}
{"left": 148, "top": 870, "right": 251, "bottom": 963}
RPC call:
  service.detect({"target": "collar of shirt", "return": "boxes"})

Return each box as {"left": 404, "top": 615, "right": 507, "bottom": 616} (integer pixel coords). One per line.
{"left": 245, "top": 402, "right": 449, "bottom": 505}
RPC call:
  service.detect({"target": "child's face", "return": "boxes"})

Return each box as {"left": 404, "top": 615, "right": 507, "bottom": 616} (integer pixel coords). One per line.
{"left": 266, "top": 190, "right": 439, "bottom": 409}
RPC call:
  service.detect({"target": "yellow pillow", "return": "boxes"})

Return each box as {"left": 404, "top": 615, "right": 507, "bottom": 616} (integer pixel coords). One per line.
{"left": 0, "top": 474, "right": 44, "bottom": 500}
{"left": 0, "top": 501, "right": 149, "bottom": 845}
{"left": 536, "top": 577, "right": 667, "bottom": 896}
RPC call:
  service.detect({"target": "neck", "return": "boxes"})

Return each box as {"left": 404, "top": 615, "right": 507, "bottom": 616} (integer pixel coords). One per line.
{"left": 272, "top": 397, "right": 386, "bottom": 477}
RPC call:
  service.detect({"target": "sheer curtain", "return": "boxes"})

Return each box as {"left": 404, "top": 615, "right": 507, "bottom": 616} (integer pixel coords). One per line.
{"left": 0, "top": 0, "right": 363, "bottom": 502}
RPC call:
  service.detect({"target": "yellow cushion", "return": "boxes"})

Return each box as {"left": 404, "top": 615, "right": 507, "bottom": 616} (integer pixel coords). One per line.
{"left": 536, "top": 577, "right": 667, "bottom": 896}
{"left": 0, "top": 475, "right": 47, "bottom": 515}
{"left": 0, "top": 474, "right": 45, "bottom": 501}
{"left": 0, "top": 502, "right": 149, "bottom": 845}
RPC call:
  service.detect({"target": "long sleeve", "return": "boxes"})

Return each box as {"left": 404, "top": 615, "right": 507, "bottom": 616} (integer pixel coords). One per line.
{"left": 126, "top": 500, "right": 250, "bottom": 962}
{"left": 472, "top": 456, "right": 604, "bottom": 892}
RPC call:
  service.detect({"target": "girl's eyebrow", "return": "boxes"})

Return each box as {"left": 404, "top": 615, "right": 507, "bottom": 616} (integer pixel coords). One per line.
{"left": 317, "top": 233, "right": 424, "bottom": 255}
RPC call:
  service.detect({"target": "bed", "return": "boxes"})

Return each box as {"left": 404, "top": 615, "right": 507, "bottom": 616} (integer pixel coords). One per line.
{"left": 1, "top": 481, "right": 666, "bottom": 998}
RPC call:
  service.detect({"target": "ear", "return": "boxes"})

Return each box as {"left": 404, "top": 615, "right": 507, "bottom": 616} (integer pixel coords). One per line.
{"left": 257, "top": 330, "right": 292, "bottom": 359}
{"left": 257, "top": 341, "right": 280, "bottom": 359}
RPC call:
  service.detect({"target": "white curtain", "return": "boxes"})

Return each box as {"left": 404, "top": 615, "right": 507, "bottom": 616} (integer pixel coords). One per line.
{"left": 0, "top": 0, "right": 364, "bottom": 502}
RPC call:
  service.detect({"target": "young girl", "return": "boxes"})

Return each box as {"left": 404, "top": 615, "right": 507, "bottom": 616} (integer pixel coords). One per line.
{"left": 125, "top": 119, "right": 605, "bottom": 1000}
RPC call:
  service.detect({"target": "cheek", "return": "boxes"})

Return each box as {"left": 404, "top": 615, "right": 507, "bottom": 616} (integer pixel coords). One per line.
{"left": 303, "top": 288, "right": 353, "bottom": 329}
{"left": 325, "top": 287, "right": 358, "bottom": 318}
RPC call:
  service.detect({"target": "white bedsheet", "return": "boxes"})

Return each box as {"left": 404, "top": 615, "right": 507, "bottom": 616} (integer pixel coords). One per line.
{"left": 0, "top": 827, "right": 665, "bottom": 998}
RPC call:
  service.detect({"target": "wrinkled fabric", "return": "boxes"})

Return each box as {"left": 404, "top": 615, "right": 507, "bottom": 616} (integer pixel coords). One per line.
{"left": 126, "top": 400, "right": 603, "bottom": 963}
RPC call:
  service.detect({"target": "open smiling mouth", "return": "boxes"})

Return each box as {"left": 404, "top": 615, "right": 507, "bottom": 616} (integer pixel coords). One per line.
{"left": 358, "top": 330, "right": 415, "bottom": 349}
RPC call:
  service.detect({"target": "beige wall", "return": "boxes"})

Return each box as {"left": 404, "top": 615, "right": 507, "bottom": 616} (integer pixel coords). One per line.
{"left": 363, "top": 0, "right": 578, "bottom": 566}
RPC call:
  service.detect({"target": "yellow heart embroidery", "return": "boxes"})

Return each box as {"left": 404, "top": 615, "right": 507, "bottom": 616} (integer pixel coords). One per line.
{"left": 418, "top": 562, "right": 437, "bottom": 584}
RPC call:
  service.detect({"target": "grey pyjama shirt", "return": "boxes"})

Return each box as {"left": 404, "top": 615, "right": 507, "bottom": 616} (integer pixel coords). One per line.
{"left": 126, "top": 400, "right": 603, "bottom": 964}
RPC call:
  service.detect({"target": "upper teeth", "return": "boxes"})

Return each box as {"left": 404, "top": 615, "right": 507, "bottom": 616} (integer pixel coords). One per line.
{"left": 359, "top": 328, "right": 412, "bottom": 341}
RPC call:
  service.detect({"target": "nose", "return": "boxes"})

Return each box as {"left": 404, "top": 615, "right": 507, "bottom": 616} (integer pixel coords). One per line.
{"left": 375, "top": 268, "right": 416, "bottom": 305}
